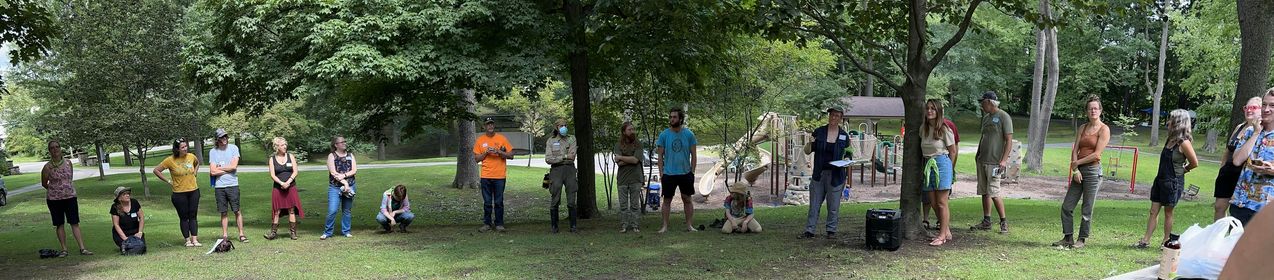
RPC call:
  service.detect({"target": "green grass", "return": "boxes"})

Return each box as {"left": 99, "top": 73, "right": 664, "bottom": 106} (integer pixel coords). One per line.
{"left": 107, "top": 144, "right": 275, "bottom": 167}
{"left": 8, "top": 155, "right": 43, "bottom": 164}
{"left": 2, "top": 173, "right": 41, "bottom": 190}
{"left": 0, "top": 164, "right": 1212, "bottom": 279}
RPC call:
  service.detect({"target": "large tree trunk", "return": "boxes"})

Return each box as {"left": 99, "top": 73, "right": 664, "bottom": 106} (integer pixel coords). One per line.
{"left": 1150, "top": 18, "right": 1170, "bottom": 146}
{"left": 452, "top": 89, "right": 480, "bottom": 189}
{"left": 1230, "top": 0, "right": 1274, "bottom": 129}
{"left": 1025, "top": 16, "right": 1047, "bottom": 171}
{"left": 565, "top": 0, "right": 599, "bottom": 219}
{"left": 1026, "top": 0, "right": 1058, "bottom": 172}
{"left": 1204, "top": 126, "right": 1220, "bottom": 152}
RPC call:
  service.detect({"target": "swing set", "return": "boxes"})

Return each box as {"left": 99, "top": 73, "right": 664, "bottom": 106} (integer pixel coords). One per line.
{"left": 1069, "top": 145, "right": 1140, "bottom": 193}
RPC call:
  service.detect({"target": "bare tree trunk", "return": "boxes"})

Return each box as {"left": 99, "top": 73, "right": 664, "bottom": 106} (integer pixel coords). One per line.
{"left": 453, "top": 89, "right": 480, "bottom": 189}
{"left": 123, "top": 144, "right": 133, "bottom": 166}
{"left": 193, "top": 138, "right": 205, "bottom": 164}
{"left": 377, "top": 137, "right": 386, "bottom": 161}
{"left": 1204, "top": 126, "right": 1219, "bottom": 153}
{"left": 439, "top": 129, "right": 449, "bottom": 157}
{"left": 1150, "top": 17, "right": 1169, "bottom": 147}
{"left": 96, "top": 143, "right": 106, "bottom": 180}
{"left": 566, "top": 0, "right": 599, "bottom": 219}
{"left": 138, "top": 145, "right": 149, "bottom": 198}
{"left": 1229, "top": 0, "right": 1274, "bottom": 129}
{"left": 1025, "top": 19, "right": 1047, "bottom": 171}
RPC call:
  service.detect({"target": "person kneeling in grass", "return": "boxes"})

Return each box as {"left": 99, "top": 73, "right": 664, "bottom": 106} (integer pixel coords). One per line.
{"left": 722, "top": 182, "right": 761, "bottom": 234}
{"left": 377, "top": 184, "right": 414, "bottom": 233}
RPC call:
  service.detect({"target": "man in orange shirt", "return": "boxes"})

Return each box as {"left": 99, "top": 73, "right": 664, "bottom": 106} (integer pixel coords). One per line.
{"left": 474, "top": 118, "right": 514, "bottom": 232}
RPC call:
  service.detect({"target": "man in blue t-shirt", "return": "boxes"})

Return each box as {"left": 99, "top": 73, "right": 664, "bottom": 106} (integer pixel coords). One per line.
{"left": 208, "top": 128, "right": 246, "bottom": 242}
{"left": 656, "top": 108, "right": 698, "bottom": 233}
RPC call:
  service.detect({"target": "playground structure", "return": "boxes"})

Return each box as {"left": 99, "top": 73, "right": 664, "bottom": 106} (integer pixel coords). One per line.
{"left": 1068, "top": 145, "right": 1140, "bottom": 193}
{"left": 696, "top": 112, "right": 804, "bottom": 196}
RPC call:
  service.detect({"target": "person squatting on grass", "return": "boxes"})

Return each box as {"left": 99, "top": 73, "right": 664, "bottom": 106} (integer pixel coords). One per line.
{"left": 1230, "top": 88, "right": 1274, "bottom": 226}
{"left": 109, "top": 187, "right": 145, "bottom": 250}
{"left": 721, "top": 182, "right": 761, "bottom": 234}
{"left": 209, "top": 128, "right": 248, "bottom": 243}
{"left": 322, "top": 136, "right": 358, "bottom": 240}
{"left": 545, "top": 119, "right": 580, "bottom": 234}
{"left": 1216, "top": 97, "right": 1263, "bottom": 221}
{"left": 43, "top": 140, "right": 93, "bottom": 257}
{"left": 656, "top": 107, "right": 699, "bottom": 234}
{"left": 474, "top": 118, "right": 514, "bottom": 233}
{"left": 614, "top": 121, "right": 646, "bottom": 233}
{"left": 153, "top": 138, "right": 203, "bottom": 248}
{"left": 265, "top": 137, "right": 305, "bottom": 240}
{"left": 377, "top": 184, "right": 414, "bottom": 233}
{"left": 1135, "top": 109, "right": 1199, "bottom": 248}
{"left": 921, "top": 99, "right": 957, "bottom": 246}
{"left": 1053, "top": 95, "right": 1109, "bottom": 249}
{"left": 801, "top": 106, "right": 849, "bottom": 240}
{"left": 973, "top": 91, "right": 1012, "bottom": 234}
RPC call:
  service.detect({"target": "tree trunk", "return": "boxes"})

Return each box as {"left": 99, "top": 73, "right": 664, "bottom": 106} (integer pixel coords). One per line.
{"left": 377, "top": 137, "right": 386, "bottom": 161}
{"left": 193, "top": 138, "right": 205, "bottom": 164}
{"left": 864, "top": 55, "right": 875, "bottom": 97}
{"left": 138, "top": 145, "right": 149, "bottom": 198}
{"left": 895, "top": 0, "right": 932, "bottom": 241}
{"left": 1230, "top": 0, "right": 1274, "bottom": 129}
{"left": 439, "top": 129, "right": 449, "bottom": 157}
{"left": 1204, "top": 126, "right": 1219, "bottom": 153}
{"left": 1025, "top": 18, "right": 1047, "bottom": 171}
{"left": 95, "top": 143, "right": 106, "bottom": 180}
{"left": 565, "top": 0, "right": 599, "bottom": 219}
{"left": 453, "top": 89, "right": 480, "bottom": 189}
{"left": 1151, "top": 18, "right": 1169, "bottom": 147}
{"left": 123, "top": 144, "right": 133, "bottom": 166}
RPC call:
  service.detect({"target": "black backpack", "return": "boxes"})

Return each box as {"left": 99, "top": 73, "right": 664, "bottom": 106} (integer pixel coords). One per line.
{"left": 121, "top": 237, "right": 146, "bottom": 255}
{"left": 207, "top": 238, "right": 234, "bottom": 254}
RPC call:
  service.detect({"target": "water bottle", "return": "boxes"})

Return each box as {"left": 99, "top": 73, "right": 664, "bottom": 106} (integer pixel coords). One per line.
{"left": 1157, "top": 234, "right": 1181, "bottom": 280}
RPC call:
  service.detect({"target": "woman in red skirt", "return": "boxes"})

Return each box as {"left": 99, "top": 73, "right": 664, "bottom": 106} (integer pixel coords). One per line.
{"left": 265, "top": 137, "right": 304, "bottom": 240}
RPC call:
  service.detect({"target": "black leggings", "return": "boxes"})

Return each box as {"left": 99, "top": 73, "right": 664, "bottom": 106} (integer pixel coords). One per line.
{"left": 171, "top": 190, "right": 200, "bottom": 238}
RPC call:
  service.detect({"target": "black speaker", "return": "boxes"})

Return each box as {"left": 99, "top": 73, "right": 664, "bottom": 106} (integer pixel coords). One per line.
{"left": 865, "top": 209, "right": 902, "bottom": 251}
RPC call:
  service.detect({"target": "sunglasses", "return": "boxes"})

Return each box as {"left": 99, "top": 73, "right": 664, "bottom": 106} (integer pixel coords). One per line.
{"left": 1246, "top": 105, "right": 1262, "bottom": 112}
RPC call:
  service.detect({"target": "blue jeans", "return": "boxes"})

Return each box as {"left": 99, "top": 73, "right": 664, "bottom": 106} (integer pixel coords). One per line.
{"left": 481, "top": 179, "right": 506, "bottom": 226}
{"left": 324, "top": 184, "right": 355, "bottom": 236}
{"left": 376, "top": 211, "right": 415, "bottom": 230}
{"left": 806, "top": 170, "right": 845, "bottom": 234}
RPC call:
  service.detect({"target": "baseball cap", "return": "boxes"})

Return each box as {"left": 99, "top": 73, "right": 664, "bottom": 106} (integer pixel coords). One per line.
{"left": 484, "top": 118, "right": 496, "bottom": 125}
{"left": 979, "top": 91, "right": 999, "bottom": 101}
{"left": 214, "top": 128, "right": 228, "bottom": 138}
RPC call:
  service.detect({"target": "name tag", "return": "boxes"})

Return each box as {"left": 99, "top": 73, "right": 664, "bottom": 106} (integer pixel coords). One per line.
{"left": 838, "top": 135, "right": 846, "bottom": 141}
{"left": 130, "top": 213, "right": 137, "bottom": 218}
{"left": 482, "top": 143, "right": 489, "bottom": 148}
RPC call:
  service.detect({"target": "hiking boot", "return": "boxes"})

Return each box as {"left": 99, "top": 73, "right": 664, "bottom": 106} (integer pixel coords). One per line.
{"left": 799, "top": 232, "right": 816, "bottom": 239}
{"left": 479, "top": 225, "right": 492, "bottom": 233}
{"left": 1072, "top": 238, "right": 1086, "bottom": 249}
{"left": 971, "top": 220, "right": 993, "bottom": 231}
{"left": 1051, "top": 235, "right": 1073, "bottom": 247}
{"left": 998, "top": 221, "right": 1009, "bottom": 234}
{"left": 264, "top": 223, "right": 279, "bottom": 240}
{"left": 826, "top": 232, "right": 838, "bottom": 239}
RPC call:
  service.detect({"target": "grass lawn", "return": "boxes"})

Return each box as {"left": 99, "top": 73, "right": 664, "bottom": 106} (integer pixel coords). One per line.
{"left": 0, "top": 164, "right": 1212, "bottom": 279}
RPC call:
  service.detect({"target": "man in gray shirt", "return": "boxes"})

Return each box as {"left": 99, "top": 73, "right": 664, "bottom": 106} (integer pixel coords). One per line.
{"left": 209, "top": 128, "right": 247, "bottom": 242}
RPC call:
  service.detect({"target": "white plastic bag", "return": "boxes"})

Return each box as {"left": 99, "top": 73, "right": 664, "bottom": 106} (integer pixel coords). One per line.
{"left": 1176, "top": 216, "right": 1244, "bottom": 279}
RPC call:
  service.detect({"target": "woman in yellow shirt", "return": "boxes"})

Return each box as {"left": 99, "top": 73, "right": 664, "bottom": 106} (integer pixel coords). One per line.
{"left": 153, "top": 139, "right": 202, "bottom": 247}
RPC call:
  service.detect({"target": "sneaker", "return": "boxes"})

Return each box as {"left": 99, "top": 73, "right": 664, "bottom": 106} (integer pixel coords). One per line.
{"left": 999, "top": 221, "right": 1009, "bottom": 234}
{"left": 971, "top": 220, "right": 993, "bottom": 230}
{"left": 479, "top": 225, "right": 492, "bottom": 232}
{"left": 1050, "top": 238, "right": 1072, "bottom": 247}
{"left": 496, "top": 226, "right": 506, "bottom": 233}
{"left": 633, "top": 228, "right": 640, "bottom": 233}
{"left": 320, "top": 234, "right": 330, "bottom": 240}
{"left": 344, "top": 233, "right": 353, "bottom": 238}
{"left": 799, "top": 232, "right": 816, "bottom": 239}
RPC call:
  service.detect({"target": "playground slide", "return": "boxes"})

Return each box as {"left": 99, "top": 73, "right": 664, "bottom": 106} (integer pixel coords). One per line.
{"left": 696, "top": 113, "right": 779, "bottom": 196}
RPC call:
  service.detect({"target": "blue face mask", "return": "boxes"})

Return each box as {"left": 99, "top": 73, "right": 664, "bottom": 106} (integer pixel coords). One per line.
{"left": 558, "top": 126, "right": 568, "bottom": 136}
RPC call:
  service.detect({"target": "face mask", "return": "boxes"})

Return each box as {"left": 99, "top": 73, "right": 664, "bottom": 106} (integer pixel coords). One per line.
{"left": 558, "top": 126, "right": 568, "bottom": 135}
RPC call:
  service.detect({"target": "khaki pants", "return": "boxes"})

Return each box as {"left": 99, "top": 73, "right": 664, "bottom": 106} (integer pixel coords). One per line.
{"left": 721, "top": 218, "right": 762, "bottom": 233}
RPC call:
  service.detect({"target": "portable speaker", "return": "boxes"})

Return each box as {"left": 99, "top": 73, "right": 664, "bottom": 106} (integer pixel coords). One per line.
{"left": 865, "top": 209, "right": 902, "bottom": 251}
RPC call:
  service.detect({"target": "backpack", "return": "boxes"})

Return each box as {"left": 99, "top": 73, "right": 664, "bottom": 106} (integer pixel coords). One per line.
{"left": 38, "top": 249, "right": 60, "bottom": 259}
{"left": 121, "top": 237, "right": 146, "bottom": 255}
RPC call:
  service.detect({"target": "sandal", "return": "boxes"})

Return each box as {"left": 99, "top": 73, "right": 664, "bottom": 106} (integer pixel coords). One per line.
{"left": 1132, "top": 241, "right": 1149, "bottom": 249}
{"left": 239, "top": 235, "right": 250, "bottom": 243}
{"left": 57, "top": 250, "right": 69, "bottom": 258}
{"left": 79, "top": 249, "right": 94, "bottom": 256}
{"left": 929, "top": 237, "right": 948, "bottom": 246}
{"left": 185, "top": 240, "right": 195, "bottom": 247}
